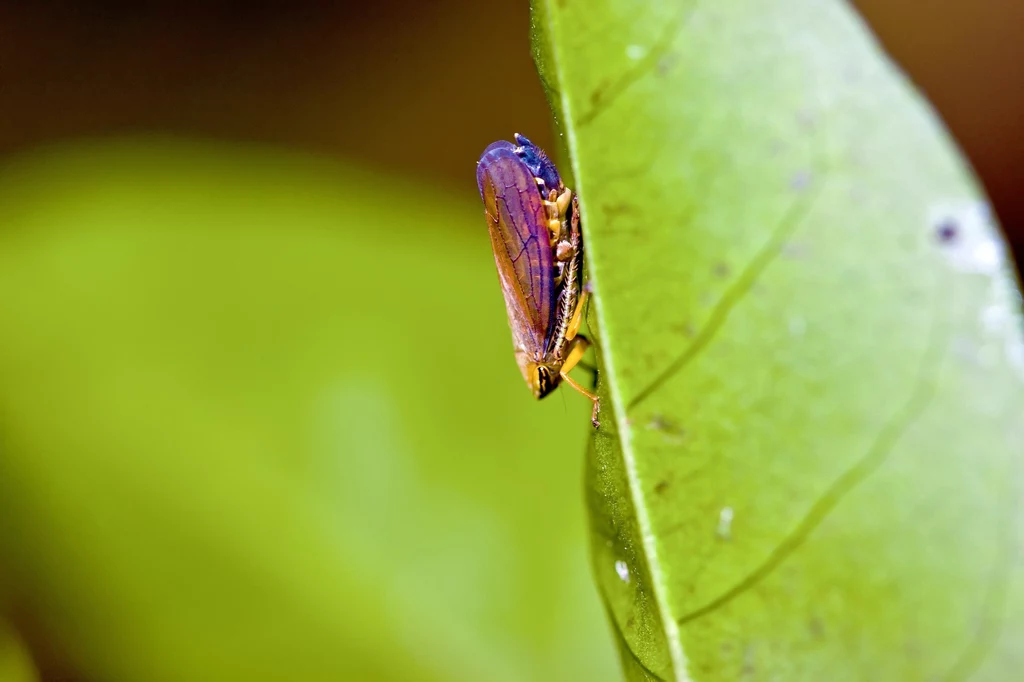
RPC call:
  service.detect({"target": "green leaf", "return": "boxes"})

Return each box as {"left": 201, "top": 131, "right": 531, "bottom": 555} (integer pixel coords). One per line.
{"left": 0, "top": 138, "right": 619, "bottom": 681}
{"left": 531, "top": 1, "right": 1024, "bottom": 680}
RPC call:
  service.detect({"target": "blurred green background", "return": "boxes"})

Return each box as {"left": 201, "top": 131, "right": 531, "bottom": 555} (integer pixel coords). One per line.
{"left": 0, "top": 2, "right": 1021, "bottom": 680}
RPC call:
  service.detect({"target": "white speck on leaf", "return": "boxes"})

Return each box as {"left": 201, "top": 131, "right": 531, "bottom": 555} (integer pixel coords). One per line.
{"left": 932, "top": 200, "right": 1024, "bottom": 382}
{"left": 626, "top": 45, "right": 645, "bottom": 60}
{"left": 614, "top": 560, "right": 630, "bottom": 583}
{"left": 717, "top": 506, "right": 734, "bottom": 540}
{"left": 932, "top": 200, "right": 1002, "bottom": 275}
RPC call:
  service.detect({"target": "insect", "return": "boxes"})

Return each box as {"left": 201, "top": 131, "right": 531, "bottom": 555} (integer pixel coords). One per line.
{"left": 476, "top": 134, "right": 600, "bottom": 427}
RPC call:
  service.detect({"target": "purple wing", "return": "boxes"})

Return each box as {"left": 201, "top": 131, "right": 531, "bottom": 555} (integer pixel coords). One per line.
{"left": 477, "top": 142, "right": 555, "bottom": 355}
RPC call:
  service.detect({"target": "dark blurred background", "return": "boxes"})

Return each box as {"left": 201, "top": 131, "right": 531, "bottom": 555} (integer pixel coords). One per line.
{"left": 0, "top": 0, "right": 1022, "bottom": 256}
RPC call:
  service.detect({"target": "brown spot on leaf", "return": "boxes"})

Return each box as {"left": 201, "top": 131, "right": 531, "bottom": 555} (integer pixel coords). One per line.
{"left": 808, "top": 616, "right": 825, "bottom": 639}
{"left": 602, "top": 202, "right": 632, "bottom": 217}
{"left": 589, "top": 79, "right": 611, "bottom": 108}
{"left": 647, "top": 414, "right": 685, "bottom": 444}
{"left": 657, "top": 51, "right": 680, "bottom": 76}
{"left": 671, "top": 320, "right": 697, "bottom": 338}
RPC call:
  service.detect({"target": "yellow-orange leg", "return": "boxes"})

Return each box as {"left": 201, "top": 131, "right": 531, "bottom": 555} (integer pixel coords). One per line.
{"left": 560, "top": 335, "right": 600, "bottom": 427}
{"left": 556, "top": 187, "right": 572, "bottom": 217}
{"left": 565, "top": 281, "right": 591, "bottom": 342}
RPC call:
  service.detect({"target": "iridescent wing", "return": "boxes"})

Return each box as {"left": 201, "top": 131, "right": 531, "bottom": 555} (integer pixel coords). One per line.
{"left": 476, "top": 141, "right": 555, "bottom": 355}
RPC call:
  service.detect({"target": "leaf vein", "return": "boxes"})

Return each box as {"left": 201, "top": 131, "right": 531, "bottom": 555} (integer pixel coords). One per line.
{"left": 627, "top": 188, "right": 821, "bottom": 411}
{"left": 676, "top": 292, "right": 948, "bottom": 626}
{"left": 538, "top": 0, "right": 692, "bottom": 677}
{"left": 576, "top": 2, "right": 695, "bottom": 129}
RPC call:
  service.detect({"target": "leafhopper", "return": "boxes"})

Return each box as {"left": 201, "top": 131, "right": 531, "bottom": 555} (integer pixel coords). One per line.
{"left": 476, "top": 134, "right": 600, "bottom": 427}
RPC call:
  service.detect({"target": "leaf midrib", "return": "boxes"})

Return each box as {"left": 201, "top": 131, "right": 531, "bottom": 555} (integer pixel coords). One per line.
{"left": 534, "top": 2, "right": 690, "bottom": 679}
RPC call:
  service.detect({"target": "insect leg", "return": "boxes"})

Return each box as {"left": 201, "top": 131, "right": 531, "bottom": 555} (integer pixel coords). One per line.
{"left": 565, "top": 284, "right": 589, "bottom": 341}
{"left": 555, "top": 187, "right": 572, "bottom": 218}
{"left": 572, "top": 284, "right": 598, "bottom": 386}
{"left": 543, "top": 187, "right": 572, "bottom": 245}
{"left": 560, "top": 335, "right": 600, "bottom": 427}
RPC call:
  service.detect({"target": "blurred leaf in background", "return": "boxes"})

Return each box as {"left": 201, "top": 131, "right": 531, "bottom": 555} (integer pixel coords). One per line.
{"left": 0, "top": 138, "right": 618, "bottom": 681}
{"left": 532, "top": 0, "right": 1024, "bottom": 680}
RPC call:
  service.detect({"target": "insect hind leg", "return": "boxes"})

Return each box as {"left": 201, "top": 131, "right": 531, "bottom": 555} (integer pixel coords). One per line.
{"left": 560, "top": 335, "right": 600, "bottom": 427}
